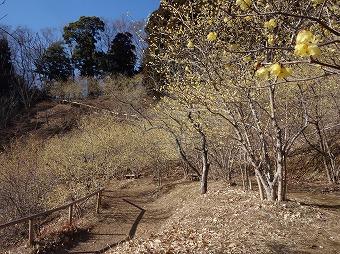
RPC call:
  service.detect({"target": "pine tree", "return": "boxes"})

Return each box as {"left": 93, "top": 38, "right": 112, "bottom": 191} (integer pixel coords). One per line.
{"left": 36, "top": 41, "right": 73, "bottom": 82}
{"left": 107, "top": 32, "right": 136, "bottom": 76}
{"left": 63, "top": 16, "right": 105, "bottom": 77}
{"left": 0, "top": 39, "right": 15, "bottom": 95}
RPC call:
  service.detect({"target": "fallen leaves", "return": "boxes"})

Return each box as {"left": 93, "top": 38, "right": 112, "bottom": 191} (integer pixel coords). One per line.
{"left": 109, "top": 182, "right": 340, "bottom": 254}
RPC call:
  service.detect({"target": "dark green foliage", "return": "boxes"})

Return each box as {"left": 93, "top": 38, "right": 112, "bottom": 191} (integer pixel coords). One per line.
{"left": 35, "top": 41, "right": 73, "bottom": 82}
{"left": 0, "top": 39, "right": 18, "bottom": 127}
{"left": 106, "top": 32, "right": 136, "bottom": 76}
{"left": 63, "top": 16, "right": 105, "bottom": 77}
{"left": 0, "top": 39, "right": 15, "bottom": 95}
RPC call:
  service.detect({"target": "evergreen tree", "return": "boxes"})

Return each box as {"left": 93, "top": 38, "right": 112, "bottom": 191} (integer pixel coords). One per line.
{"left": 0, "top": 38, "right": 18, "bottom": 128}
{"left": 107, "top": 32, "right": 136, "bottom": 76}
{"left": 35, "top": 41, "right": 73, "bottom": 82}
{"left": 0, "top": 39, "right": 15, "bottom": 95}
{"left": 63, "top": 16, "right": 105, "bottom": 77}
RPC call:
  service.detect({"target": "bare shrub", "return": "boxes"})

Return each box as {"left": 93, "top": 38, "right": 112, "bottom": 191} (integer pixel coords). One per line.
{"left": 0, "top": 137, "right": 55, "bottom": 246}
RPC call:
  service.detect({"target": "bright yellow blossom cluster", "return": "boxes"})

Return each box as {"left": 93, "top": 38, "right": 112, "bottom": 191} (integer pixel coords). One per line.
{"left": 245, "top": 16, "right": 252, "bottom": 21}
{"left": 264, "top": 19, "right": 277, "bottom": 29}
{"left": 255, "top": 67, "right": 269, "bottom": 79}
{"left": 255, "top": 64, "right": 292, "bottom": 79}
{"left": 294, "top": 30, "right": 321, "bottom": 57}
{"left": 267, "top": 34, "right": 275, "bottom": 46}
{"left": 236, "top": 0, "right": 252, "bottom": 11}
{"left": 207, "top": 32, "right": 217, "bottom": 41}
{"left": 187, "top": 41, "right": 194, "bottom": 48}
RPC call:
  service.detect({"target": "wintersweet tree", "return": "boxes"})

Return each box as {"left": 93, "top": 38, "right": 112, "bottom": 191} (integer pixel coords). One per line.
{"left": 146, "top": 0, "right": 339, "bottom": 200}
{"left": 148, "top": 95, "right": 212, "bottom": 193}
{"left": 299, "top": 77, "right": 339, "bottom": 184}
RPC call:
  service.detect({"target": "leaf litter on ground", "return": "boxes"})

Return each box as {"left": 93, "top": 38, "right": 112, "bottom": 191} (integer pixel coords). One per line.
{"left": 109, "top": 181, "right": 340, "bottom": 254}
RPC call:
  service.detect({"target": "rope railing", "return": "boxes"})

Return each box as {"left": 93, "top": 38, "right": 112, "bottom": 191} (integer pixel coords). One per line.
{"left": 0, "top": 188, "right": 104, "bottom": 246}
{"left": 61, "top": 99, "right": 139, "bottom": 120}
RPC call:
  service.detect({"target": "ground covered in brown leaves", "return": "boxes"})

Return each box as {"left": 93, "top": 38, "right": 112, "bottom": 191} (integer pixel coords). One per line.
{"left": 108, "top": 180, "right": 340, "bottom": 254}
{"left": 2, "top": 178, "right": 339, "bottom": 254}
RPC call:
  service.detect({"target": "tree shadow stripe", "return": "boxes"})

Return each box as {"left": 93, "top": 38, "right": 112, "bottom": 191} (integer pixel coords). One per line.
{"left": 94, "top": 198, "right": 145, "bottom": 253}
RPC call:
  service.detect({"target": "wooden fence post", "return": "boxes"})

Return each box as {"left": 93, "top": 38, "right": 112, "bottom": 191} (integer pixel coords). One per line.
{"left": 68, "top": 205, "right": 73, "bottom": 226}
{"left": 96, "top": 191, "right": 102, "bottom": 214}
{"left": 0, "top": 188, "right": 105, "bottom": 246}
{"left": 28, "top": 219, "right": 34, "bottom": 246}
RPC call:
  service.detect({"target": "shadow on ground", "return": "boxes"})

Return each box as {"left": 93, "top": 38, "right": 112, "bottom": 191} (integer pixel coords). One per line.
{"left": 65, "top": 197, "right": 146, "bottom": 254}
{"left": 267, "top": 243, "right": 312, "bottom": 254}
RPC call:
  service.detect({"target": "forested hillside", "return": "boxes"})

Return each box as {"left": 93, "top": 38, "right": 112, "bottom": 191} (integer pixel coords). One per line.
{"left": 0, "top": 0, "right": 339, "bottom": 253}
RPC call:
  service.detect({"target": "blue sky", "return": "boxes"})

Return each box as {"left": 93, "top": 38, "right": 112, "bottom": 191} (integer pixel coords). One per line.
{"left": 0, "top": 0, "right": 160, "bottom": 31}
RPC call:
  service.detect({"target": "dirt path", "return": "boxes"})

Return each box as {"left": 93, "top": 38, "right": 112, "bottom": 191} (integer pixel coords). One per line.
{"left": 62, "top": 178, "right": 175, "bottom": 253}
{"left": 51, "top": 179, "right": 340, "bottom": 254}
{"left": 3, "top": 178, "right": 339, "bottom": 253}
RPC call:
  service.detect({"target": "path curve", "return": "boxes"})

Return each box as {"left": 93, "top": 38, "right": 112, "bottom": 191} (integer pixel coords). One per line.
{"left": 64, "top": 178, "right": 172, "bottom": 253}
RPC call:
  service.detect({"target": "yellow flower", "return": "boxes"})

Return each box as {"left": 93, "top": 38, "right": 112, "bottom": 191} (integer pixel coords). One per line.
{"left": 277, "top": 67, "right": 292, "bottom": 78}
{"left": 264, "top": 19, "right": 277, "bottom": 29}
{"left": 255, "top": 67, "right": 269, "bottom": 79}
{"left": 187, "top": 41, "right": 194, "bottom": 48}
{"left": 244, "top": 56, "right": 251, "bottom": 61}
{"left": 208, "top": 19, "right": 213, "bottom": 25}
{"left": 236, "top": 0, "right": 252, "bottom": 10}
{"left": 245, "top": 16, "right": 252, "bottom": 21}
{"left": 207, "top": 32, "right": 217, "bottom": 41}
{"left": 269, "top": 63, "right": 281, "bottom": 76}
{"left": 268, "top": 34, "right": 275, "bottom": 46}
{"left": 223, "top": 17, "right": 229, "bottom": 23}
{"left": 296, "top": 30, "right": 314, "bottom": 44}
{"left": 308, "top": 44, "right": 321, "bottom": 57}
{"left": 294, "top": 43, "right": 309, "bottom": 56}
{"left": 185, "top": 66, "right": 191, "bottom": 72}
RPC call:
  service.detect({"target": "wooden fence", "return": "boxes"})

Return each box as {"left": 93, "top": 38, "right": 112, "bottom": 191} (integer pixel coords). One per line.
{"left": 61, "top": 100, "right": 139, "bottom": 120}
{"left": 0, "top": 188, "right": 104, "bottom": 246}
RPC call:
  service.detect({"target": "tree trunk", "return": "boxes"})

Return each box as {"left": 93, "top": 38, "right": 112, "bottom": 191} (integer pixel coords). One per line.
{"left": 173, "top": 136, "right": 201, "bottom": 177}
{"left": 200, "top": 132, "right": 210, "bottom": 194}
{"left": 255, "top": 168, "right": 277, "bottom": 201}
{"left": 313, "top": 122, "right": 338, "bottom": 184}
{"left": 276, "top": 150, "right": 284, "bottom": 201}
{"left": 265, "top": 183, "right": 277, "bottom": 201}
{"left": 240, "top": 164, "right": 246, "bottom": 190}
{"left": 277, "top": 170, "right": 283, "bottom": 202}
{"left": 282, "top": 155, "right": 287, "bottom": 201}
{"left": 269, "top": 85, "right": 284, "bottom": 201}
{"left": 256, "top": 174, "right": 264, "bottom": 200}
{"left": 200, "top": 163, "right": 210, "bottom": 194}
{"left": 248, "top": 169, "right": 252, "bottom": 191}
